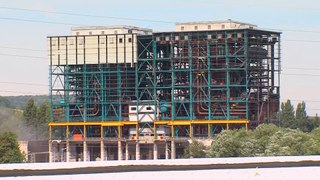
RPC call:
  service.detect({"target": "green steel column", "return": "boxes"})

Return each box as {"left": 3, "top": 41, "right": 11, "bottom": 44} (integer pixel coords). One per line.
{"left": 278, "top": 35, "right": 281, "bottom": 124}
{"left": 49, "top": 37, "right": 53, "bottom": 122}
{"left": 116, "top": 35, "right": 121, "bottom": 120}
{"left": 101, "top": 68, "right": 105, "bottom": 121}
{"left": 225, "top": 32, "right": 230, "bottom": 120}
{"left": 244, "top": 31, "right": 249, "bottom": 120}
{"left": 98, "top": 36, "right": 105, "bottom": 121}
{"left": 83, "top": 36, "right": 87, "bottom": 122}
{"left": 171, "top": 38, "right": 175, "bottom": 120}
{"left": 135, "top": 52, "right": 139, "bottom": 123}
{"left": 188, "top": 35, "right": 193, "bottom": 120}
{"left": 207, "top": 32, "right": 211, "bottom": 120}
{"left": 65, "top": 37, "right": 70, "bottom": 122}
{"left": 153, "top": 37, "right": 157, "bottom": 121}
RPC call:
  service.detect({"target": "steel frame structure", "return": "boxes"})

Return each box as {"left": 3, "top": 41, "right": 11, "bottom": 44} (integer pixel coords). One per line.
{"left": 49, "top": 28, "right": 280, "bottom": 149}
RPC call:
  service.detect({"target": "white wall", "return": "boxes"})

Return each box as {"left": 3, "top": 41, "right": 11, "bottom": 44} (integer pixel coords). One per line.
{"left": 48, "top": 34, "right": 137, "bottom": 65}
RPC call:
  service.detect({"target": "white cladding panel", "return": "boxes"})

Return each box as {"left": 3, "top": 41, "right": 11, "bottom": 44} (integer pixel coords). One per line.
{"left": 67, "top": 37, "right": 76, "bottom": 65}
{"left": 48, "top": 34, "right": 137, "bottom": 65}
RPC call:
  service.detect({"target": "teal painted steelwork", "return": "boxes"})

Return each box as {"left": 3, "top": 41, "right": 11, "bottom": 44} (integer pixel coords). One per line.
{"left": 49, "top": 29, "right": 281, "bottom": 139}
{"left": 188, "top": 38, "right": 193, "bottom": 120}
{"left": 244, "top": 31, "right": 249, "bottom": 120}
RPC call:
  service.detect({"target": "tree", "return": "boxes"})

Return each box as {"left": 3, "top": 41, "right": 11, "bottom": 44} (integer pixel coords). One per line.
{"left": 295, "top": 101, "right": 309, "bottom": 132}
{"left": 0, "top": 96, "right": 11, "bottom": 108}
{"left": 264, "top": 128, "right": 310, "bottom": 156}
{"left": 36, "top": 102, "right": 50, "bottom": 139}
{"left": 183, "top": 140, "right": 207, "bottom": 158}
{"left": 279, "top": 100, "right": 295, "bottom": 129}
{"left": 309, "top": 114, "right": 320, "bottom": 131}
{"left": 23, "top": 98, "right": 38, "bottom": 127}
{"left": 250, "top": 124, "right": 280, "bottom": 156}
{"left": 0, "top": 132, "right": 24, "bottom": 163}
{"left": 210, "top": 129, "right": 250, "bottom": 157}
{"left": 315, "top": 114, "right": 320, "bottom": 123}
{"left": 23, "top": 99, "right": 50, "bottom": 140}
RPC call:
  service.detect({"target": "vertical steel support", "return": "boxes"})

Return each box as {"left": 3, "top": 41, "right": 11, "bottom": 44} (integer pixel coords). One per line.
{"left": 116, "top": 35, "right": 122, "bottom": 120}
{"left": 49, "top": 140, "right": 52, "bottom": 162}
{"left": 278, "top": 35, "right": 281, "bottom": 125}
{"left": 136, "top": 141, "right": 140, "bottom": 160}
{"left": 165, "top": 141, "right": 169, "bottom": 159}
{"left": 188, "top": 36, "right": 193, "bottom": 120}
{"left": 153, "top": 37, "right": 157, "bottom": 121}
{"left": 66, "top": 125, "right": 69, "bottom": 140}
{"left": 125, "top": 142, "right": 129, "bottom": 160}
{"left": 100, "top": 140, "right": 105, "bottom": 161}
{"left": 49, "top": 125, "right": 52, "bottom": 141}
{"left": 118, "top": 140, "right": 122, "bottom": 160}
{"left": 171, "top": 140, "right": 176, "bottom": 159}
{"left": 83, "top": 36, "right": 87, "bottom": 122}
{"left": 244, "top": 31, "right": 249, "bottom": 120}
{"left": 65, "top": 37, "right": 70, "bottom": 122}
{"left": 153, "top": 142, "right": 158, "bottom": 160}
{"left": 225, "top": 32, "right": 230, "bottom": 120}
{"left": 171, "top": 39, "right": 175, "bottom": 120}
{"left": 136, "top": 124, "right": 139, "bottom": 139}
{"left": 154, "top": 124, "right": 157, "bottom": 139}
{"left": 207, "top": 32, "right": 211, "bottom": 120}
{"left": 117, "top": 126, "right": 121, "bottom": 139}
{"left": 49, "top": 37, "right": 53, "bottom": 122}
{"left": 189, "top": 124, "right": 193, "bottom": 138}
{"left": 66, "top": 140, "right": 70, "bottom": 162}
{"left": 171, "top": 125, "right": 174, "bottom": 138}
{"left": 100, "top": 125, "right": 104, "bottom": 161}
{"left": 83, "top": 141, "right": 87, "bottom": 162}
{"left": 100, "top": 63, "right": 105, "bottom": 121}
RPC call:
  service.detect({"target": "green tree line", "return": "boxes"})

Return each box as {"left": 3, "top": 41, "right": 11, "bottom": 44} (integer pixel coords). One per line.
{"left": 184, "top": 100, "right": 320, "bottom": 158}
{"left": 184, "top": 124, "right": 320, "bottom": 158}
{"left": 280, "top": 100, "right": 319, "bottom": 132}
{"left": 23, "top": 98, "right": 50, "bottom": 140}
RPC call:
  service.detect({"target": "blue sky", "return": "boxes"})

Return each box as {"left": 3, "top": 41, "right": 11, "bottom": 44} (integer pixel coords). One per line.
{"left": 0, "top": 0, "right": 320, "bottom": 115}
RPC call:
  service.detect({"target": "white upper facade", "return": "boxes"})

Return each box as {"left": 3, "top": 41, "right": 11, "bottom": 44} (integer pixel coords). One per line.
{"left": 175, "top": 19, "right": 257, "bottom": 32}
{"left": 48, "top": 26, "right": 152, "bottom": 66}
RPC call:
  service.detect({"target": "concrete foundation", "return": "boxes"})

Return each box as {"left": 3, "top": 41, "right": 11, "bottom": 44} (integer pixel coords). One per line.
{"left": 171, "top": 140, "right": 176, "bottom": 159}
{"left": 100, "top": 140, "right": 105, "bottom": 161}
{"left": 118, "top": 141, "right": 123, "bottom": 160}
{"left": 136, "top": 142, "right": 140, "bottom": 160}
{"left": 49, "top": 139, "right": 187, "bottom": 162}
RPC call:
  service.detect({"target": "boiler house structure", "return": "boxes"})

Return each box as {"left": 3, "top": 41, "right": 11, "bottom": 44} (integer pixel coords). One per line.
{"left": 48, "top": 20, "right": 281, "bottom": 162}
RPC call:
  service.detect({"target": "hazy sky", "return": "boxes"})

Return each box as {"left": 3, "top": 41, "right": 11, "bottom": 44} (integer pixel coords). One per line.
{"left": 0, "top": 0, "right": 320, "bottom": 115}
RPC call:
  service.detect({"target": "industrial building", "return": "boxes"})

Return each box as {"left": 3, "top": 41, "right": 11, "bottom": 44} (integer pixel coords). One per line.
{"left": 48, "top": 19, "right": 281, "bottom": 162}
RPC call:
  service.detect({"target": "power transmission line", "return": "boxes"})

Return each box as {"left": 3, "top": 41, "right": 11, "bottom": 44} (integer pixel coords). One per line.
{"left": 1, "top": 6, "right": 320, "bottom": 34}
{"left": 0, "top": 90, "right": 48, "bottom": 95}
{"left": 282, "top": 73, "right": 320, "bottom": 77}
{"left": 0, "top": 6, "right": 175, "bottom": 24}
{"left": 0, "top": 17, "right": 85, "bottom": 26}
{"left": 0, "top": 82, "right": 48, "bottom": 87}
{"left": 0, "top": 53, "right": 46, "bottom": 60}
{"left": 0, "top": 45, "right": 46, "bottom": 52}
{"left": 283, "top": 39, "right": 320, "bottom": 43}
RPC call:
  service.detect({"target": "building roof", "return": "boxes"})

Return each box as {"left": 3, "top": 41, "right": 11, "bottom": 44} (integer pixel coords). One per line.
{"left": 176, "top": 19, "right": 257, "bottom": 27}
{"left": 71, "top": 25, "right": 152, "bottom": 32}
